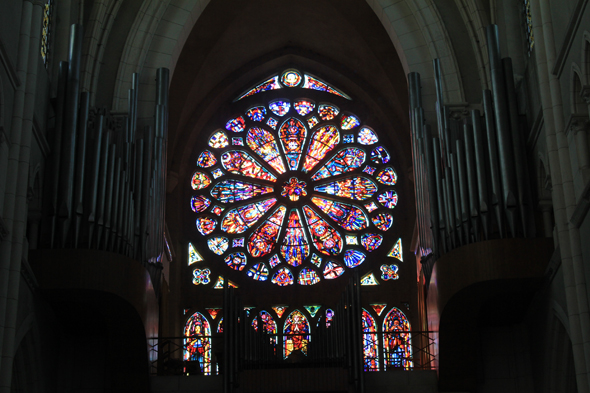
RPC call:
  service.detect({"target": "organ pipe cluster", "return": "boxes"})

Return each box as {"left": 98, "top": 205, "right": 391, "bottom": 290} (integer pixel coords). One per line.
{"left": 410, "top": 25, "right": 535, "bottom": 269}
{"left": 41, "top": 24, "right": 169, "bottom": 263}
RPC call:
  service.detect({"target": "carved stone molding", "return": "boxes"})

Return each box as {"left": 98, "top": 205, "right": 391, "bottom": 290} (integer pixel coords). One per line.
{"left": 447, "top": 102, "right": 470, "bottom": 121}
{"left": 565, "top": 113, "right": 590, "bottom": 137}
{"left": 580, "top": 85, "right": 590, "bottom": 105}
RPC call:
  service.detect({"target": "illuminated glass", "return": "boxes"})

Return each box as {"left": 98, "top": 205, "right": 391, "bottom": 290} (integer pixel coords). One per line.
{"left": 247, "top": 206, "right": 287, "bottom": 258}
{"left": 307, "top": 116, "right": 319, "bottom": 128}
{"left": 372, "top": 213, "right": 393, "bottom": 231}
{"left": 280, "top": 209, "right": 310, "bottom": 267}
{"left": 323, "top": 261, "right": 345, "bottom": 279}
{"left": 311, "top": 197, "right": 368, "bottom": 231}
{"left": 41, "top": 0, "right": 53, "bottom": 66}
{"left": 267, "top": 118, "right": 278, "bottom": 129}
{"left": 211, "top": 168, "right": 224, "bottom": 179}
{"left": 314, "top": 176, "right": 377, "bottom": 200}
{"left": 370, "top": 146, "right": 390, "bottom": 164}
{"left": 363, "top": 166, "right": 376, "bottom": 175}
{"left": 232, "top": 137, "right": 244, "bottom": 146}
{"left": 302, "top": 206, "right": 343, "bottom": 256}
{"left": 221, "top": 198, "right": 277, "bottom": 234}
{"left": 294, "top": 100, "right": 315, "bottom": 116}
{"left": 303, "top": 75, "right": 350, "bottom": 99}
{"left": 221, "top": 150, "right": 277, "bottom": 182}
{"left": 362, "top": 309, "right": 379, "bottom": 372}
{"left": 317, "top": 104, "right": 340, "bottom": 121}
{"left": 361, "top": 233, "right": 383, "bottom": 252}
{"left": 364, "top": 202, "right": 378, "bottom": 212}
{"left": 326, "top": 309, "right": 334, "bottom": 327}
{"left": 281, "top": 70, "right": 302, "bottom": 87}
{"left": 224, "top": 252, "right": 247, "bottom": 271}
{"left": 196, "top": 217, "right": 216, "bottom": 236}
{"left": 252, "top": 310, "right": 278, "bottom": 340}
{"left": 236, "top": 76, "right": 282, "bottom": 100}
{"left": 341, "top": 114, "right": 360, "bottom": 130}
{"left": 344, "top": 249, "right": 366, "bottom": 268}
{"left": 283, "top": 310, "right": 310, "bottom": 359}
{"left": 268, "top": 254, "right": 281, "bottom": 268}
{"left": 213, "top": 276, "right": 238, "bottom": 289}
{"left": 246, "top": 106, "right": 266, "bottom": 122}
{"left": 310, "top": 253, "right": 322, "bottom": 268}
{"left": 383, "top": 308, "right": 412, "bottom": 370}
{"left": 197, "top": 150, "right": 217, "bottom": 168}
{"left": 210, "top": 179, "right": 273, "bottom": 203}
{"left": 378, "top": 190, "right": 398, "bottom": 208}
{"left": 207, "top": 236, "right": 229, "bottom": 255}
{"left": 269, "top": 101, "right": 290, "bottom": 117}
{"left": 302, "top": 126, "right": 340, "bottom": 172}
{"left": 247, "top": 263, "right": 269, "bottom": 281}
{"left": 226, "top": 116, "right": 246, "bottom": 133}
{"left": 281, "top": 177, "right": 307, "bottom": 201}
{"left": 311, "top": 148, "right": 366, "bottom": 181}
{"left": 188, "top": 242, "right": 204, "bottom": 265}
{"left": 381, "top": 264, "right": 399, "bottom": 280}
{"left": 343, "top": 134, "right": 354, "bottom": 143}
{"left": 193, "top": 268, "right": 211, "bottom": 285}
{"left": 209, "top": 131, "right": 229, "bottom": 148}
{"left": 272, "top": 306, "right": 287, "bottom": 318}
{"left": 361, "top": 272, "right": 379, "bottom": 286}
{"left": 211, "top": 206, "right": 224, "bottom": 216}
{"left": 358, "top": 127, "right": 379, "bottom": 145}
{"left": 298, "top": 268, "right": 320, "bottom": 285}
{"left": 272, "top": 267, "right": 294, "bottom": 286}
{"left": 345, "top": 235, "right": 358, "bottom": 245}
{"left": 387, "top": 238, "right": 403, "bottom": 261}
{"left": 233, "top": 238, "right": 245, "bottom": 247}
{"left": 279, "top": 118, "right": 307, "bottom": 170}
{"left": 371, "top": 303, "right": 387, "bottom": 316}
{"left": 184, "top": 312, "right": 212, "bottom": 375}
{"left": 247, "top": 127, "right": 286, "bottom": 174}
{"left": 218, "top": 318, "right": 223, "bottom": 333}
{"left": 206, "top": 308, "right": 220, "bottom": 319}
{"left": 376, "top": 167, "right": 397, "bottom": 185}
{"left": 191, "top": 195, "right": 211, "bottom": 213}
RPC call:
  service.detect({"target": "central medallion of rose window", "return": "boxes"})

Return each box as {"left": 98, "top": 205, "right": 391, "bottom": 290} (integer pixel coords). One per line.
{"left": 190, "top": 93, "right": 399, "bottom": 287}
{"left": 282, "top": 177, "right": 307, "bottom": 201}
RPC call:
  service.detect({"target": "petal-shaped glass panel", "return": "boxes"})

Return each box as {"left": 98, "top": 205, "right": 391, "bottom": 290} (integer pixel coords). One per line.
{"left": 197, "top": 150, "right": 217, "bottom": 168}
{"left": 298, "top": 268, "right": 320, "bottom": 285}
{"left": 209, "top": 131, "right": 229, "bottom": 148}
{"left": 311, "top": 148, "right": 366, "bottom": 181}
{"left": 208, "top": 236, "right": 229, "bottom": 255}
{"left": 272, "top": 267, "right": 294, "bottom": 286}
{"left": 317, "top": 104, "right": 339, "bottom": 121}
{"left": 278, "top": 118, "right": 307, "bottom": 171}
{"left": 341, "top": 114, "right": 360, "bottom": 130}
{"left": 314, "top": 176, "right": 377, "bottom": 200}
{"left": 280, "top": 209, "right": 310, "bottom": 267}
{"left": 303, "top": 75, "right": 350, "bottom": 99}
{"left": 236, "top": 76, "right": 281, "bottom": 101}
{"left": 357, "top": 127, "right": 378, "bottom": 145}
{"left": 269, "top": 101, "right": 290, "bottom": 116}
{"left": 196, "top": 217, "right": 216, "bottom": 235}
{"left": 323, "top": 261, "right": 345, "bottom": 279}
{"left": 191, "top": 195, "right": 211, "bottom": 213}
{"left": 302, "top": 205, "right": 343, "bottom": 256}
{"left": 343, "top": 249, "right": 366, "bottom": 268}
{"left": 191, "top": 171, "right": 211, "bottom": 190}
{"left": 372, "top": 212, "right": 393, "bottom": 231}
{"left": 375, "top": 167, "right": 397, "bottom": 185}
{"left": 210, "top": 179, "right": 273, "bottom": 203}
{"left": 246, "top": 106, "right": 266, "bottom": 122}
{"left": 247, "top": 206, "right": 287, "bottom": 258}
{"left": 226, "top": 116, "right": 246, "bottom": 133}
{"left": 370, "top": 146, "right": 390, "bottom": 164}
{"left": 377, "top": 190, "right": 398, "bottom": 208}
{"left": 221, "top": 198, "right": 277, "bottom": 234}
{"left": 224, "top": 252, "right": 247, "bottom": 271}
{"left": 247, "top": 263, "right": 269, "bottom": 281}
{"left": 221, "top": 150, "right": 277, "bottom": 182}
{"left": 361, "top": 233, "right": 383, "bottom": 252}
{"left": 294, "top": 100, "right": 315, "bottom": 116}
{"left": 246, "top": 127, "right": 286, "bottom": 174}
{"left": 311, "top": 197, "right": 368, "bottom": 231}
{"left": 302, "top": 125, "right": 340, "bottom": 173}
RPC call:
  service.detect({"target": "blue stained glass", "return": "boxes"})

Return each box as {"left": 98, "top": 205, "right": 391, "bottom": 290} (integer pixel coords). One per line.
{"left": 209, "top": 131, "right": 229, "bottom": 148}
{"left": 383, "top": 308, "right": 412, "bottom": 370}
{"left": 380, "top": 264, "right": 399, "bottom": 280}
{"left": 267, "top": 118, "right": 278, "bottom": 129}
{"left": 343, "top": 249, "right": 366, "bottom": 268}
{"left": 246, "top": 106, "right": 266, "bottom": 122}
{"left": 221, "top": 198, "right": 278, "bottom": 234}
{"left": 224, "top": 252, "right": 247, "bottom": 271}
{"left": 311, "top": 148, "right": 366, "bottom": 181}
{"left": 226, "top": 116, "right": 246, "bottom": 133}
{"left": 269, "top": 101, "right": 290, "bottom": 117}
{"left": 341, "top": 115, "right": 360, "bottom": 130}
{"left": 343, "top": 134, "right": 354, "bottom": 143}
{"left": 208, "top": 236, "right": 229, "bottom": 255}
{"left": 211, "top": 168, "right": 224, "bottom": 179}
{"left": 358, "top": 127, "right": 378, "bottom": 145}
{"left": 363, "top": 166, "right": 376, "bottom": 175}
{"left": 272, "top": 267, "right": 294, "bottom": 286}
{"left": 378, "top": 190, "right": 398, "bottom": 208}
{"left": 280, "top": 209, "right": 310, "bottom": 267}
{"left": 236, "top": 76, "right": 281, "bottom": 101}
{"left": 233, "top": 237, "right": 245, "bottom": 247}
{"left": 362, "top": 309, "right": 379, "bottom": 372}
{"left": 307, "top": 117, "right": 319, "bottom": 128}
{"left": 303, "top": 75, "right": 350, "bottom": 100}
{"left": 298, "top": 268, "right": 320, "bottom": 285}
{"left": 184, "top": 312, "right": 212, "bottom": 375}
{"left": 361, "top": 233, "right": 383, "bottom": 252}
{"left": 269, "top": 254, "right": 281, "bottom": 268}
{"left": 210, "top": 179, "right": 274, "bottom": 204}
{"left": 232, "top": 137, "right": 244, "bottom": 146}
{"left": 197, "top": 150, "right": 217, "bottom": 168}
{"left": 370, "top": 146, "right": 390, "bottom": 164}
{"left": 247, "top": 263, "right": 269, "bottom": 281}
{"left": 294, "top": 100, "right": 315, "bottom": 116}
{"left": 372, "top": 212, "right": 393, "bottom": 231}
{"left": 311, "top": 197, "right": 369, "bottom": 231}
{"left": 323, "top": 261, "right": 345, "bottom": 279}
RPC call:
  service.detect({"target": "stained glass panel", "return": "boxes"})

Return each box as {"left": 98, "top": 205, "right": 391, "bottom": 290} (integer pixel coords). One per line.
{"left": 381, "top": 264, "right": 399, "bottom": 280}
{"left": 192, "top": 172, "right": 212, "bottom": 190}
{"left": 311, "top": 197, "right": 368, "bottom": 231}
{"left": 247, "top": 206, "right": 287, "bottom": 258}
{"left": 247, "top": 263, "right": 269, "bottom": 281}
{"left": 210, "top": 179, "right": 274, "bottom": 203}
{"left": 211, "top": 205, "right": 224, "bottom": 216}
{"left": 358, "top": 127, "right": 379, "bottom": 145}
{"left": 383, "top": 308, "right": 412, "bottom": 370}
{"left": 310, "top": 253, "right": 322, "bottom": 268}
{"left": 302, "top": 206, "right": 343, "bottom": 256}
{"left": 376, "top": 167, "right": 397, "bottom": 185}
{"left": 221, "top": 198, "right": 277, "bottom": 234}
{"left": 361, "top": 272, "right": 379, "bottom": 286}
{"left": 267, "top": 118, "right": 278, "bottom": 129}
{"left": 232, "top": 137, "right": 244, "bottom": 146}
{"left": 206, "top": 308, "right": 220, "bottom": 319}
{"left": 370, "top": 146, "right": 390, "bottom": 164}
{"left": 294, "top": 100, "right": 315, "bottom": 116}
{"left": 207, "top": 237, "right": 229, "bottom": 255}
{"left": 226, "top": 116, "right": 246, "bottom": 133}
{"left": 197, "top": 150, "right": 217, "bottom": 168}
{"left": 317, "top": 104, "right": 340, "bottom": 121}
{"left": 323, "top": 261, "right": 345, "bottom": 279}
{"left": 326, "top": 309, "right": 334, "bottom": 327}
{"left": 247, "top": 127, "right": 286, "bottom": 174}
{"left": 344, "top": 249, "right": 366, "bottom": 268}
{"left": 246, "top": 106, "right": 266, "bottom": 122}
{"left": 304, "top": 305, "right": 321, "bottom": 317}
{"left": 343, "top": 134, "right": 354, "bottom": 143}
{"left": 233, "top": 238, "right": 245, "bottom": 248}
{"left": 252, "top": 310, "right": 278, "bottom": 336}
{"left": 387, "top": 238, "right": 403, "bottom": 261}
{"left": 209, "top": 131, "right": 229, "bottom": 148}
{"left": 269, "top": 101, "right": 290, "bottom": 117}
{"left": 196, "top": 217, "right": 216, "bottom": 236}
{"left": 184, "top": 312, "right": 212, "bottom": 375}
{"left": 311, "top": 148, "right": 366, "bottom": 181}
{"left": 272, "top": 306, "right": 288, "bottom": 318}
{"left": 279, "top": 118, "right": 307, "bottom": 170}
{"left": 189, "top": 242, "right": 204, "bottom": 265}
{"left": 362, "top": 309, "right": 379, "bottom": 372}
{"left": 269, "top": 254, "right": 281, "bottom": 268}
{"left": 283, "top": 310, "right": 310, "bottom": 358}
{"left": 314, "top": 177, "right": 377, "bottom": 200}
{"left": 307, "top": 116, "right": 319, "bottom": 128}
{"left": 281, "top": 70, "right": 302, "bottom": 87}
{"left": 302, "top": 126, "right": 340, "bottom": 172}
{"left": 236, "top": 76, "right": 281, "bottom": 101}
{"left": 364, "top": 202, "right": 378, "bottom": 212}
{"left": 191, "top": 195, "right": 211, "bottom": 213}
{"left": 280, "top": 209, "right": 310, "bottom": 267}
{"left": 341, "top": 114, "right": 360, "bottom": 130}
{"left": 211, "top": 168, "right": 224, "bottom": 179}
{"left": 363, "top": 166, "right": 376, "bottom": 175}
{"left": 378, "top": 190, "right": 398, "bottom": 208}
{"left": 371, "top": 303, "right": 387, "bottom": 316}
{"left": 224, "top": 252, "right": 247, "bottom": 271}
{"left": 298, "top": 268, "right": 320, "bottom": 285}
{"left": 303, "top": 75, "right": 350, "bottom": 99}
{"left": 346, "top": 235, "right": 358, "bottom": 245}
{"left": 221, "top": 150, "right": 277, "bottom": 182}
{"left": 372, "top": 213, "right": 393, "bottom": 231}
{"left": 361, "top": 233, "right": 383, "bottom": 252}
{"left": 272, "top": 268, "right": 294, "bottom": 286}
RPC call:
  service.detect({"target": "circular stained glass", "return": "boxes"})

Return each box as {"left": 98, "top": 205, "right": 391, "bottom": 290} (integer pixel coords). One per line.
{"left": 190, "top": 97, "right": 398, "bottom": 286}
{"left": 281, "top": 70, "right": 302, "bottom": 87}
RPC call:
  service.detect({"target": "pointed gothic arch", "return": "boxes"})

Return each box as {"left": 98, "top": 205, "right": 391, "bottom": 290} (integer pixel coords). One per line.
{"left": 184, "top": 311, "right": 213, "bottom": 375}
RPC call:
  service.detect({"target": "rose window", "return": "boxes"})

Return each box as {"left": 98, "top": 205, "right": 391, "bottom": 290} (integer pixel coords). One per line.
{"left": 190, "top": 69, "right": 399, "bottom": 287}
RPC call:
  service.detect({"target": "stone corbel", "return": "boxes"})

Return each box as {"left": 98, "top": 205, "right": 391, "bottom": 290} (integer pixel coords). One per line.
{"left": 565, "top": 113, "right": 590, "bottom": 137}
{"left": 447, "top": 102, "right": 470, "bottom": 121}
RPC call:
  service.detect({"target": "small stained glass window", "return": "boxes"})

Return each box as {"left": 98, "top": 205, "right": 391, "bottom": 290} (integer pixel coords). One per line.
{"left": 523, "top": 0, "right": 534, "bottom": 55}
{"left": 41, "top": 0, "right": 53, "bottom": 67}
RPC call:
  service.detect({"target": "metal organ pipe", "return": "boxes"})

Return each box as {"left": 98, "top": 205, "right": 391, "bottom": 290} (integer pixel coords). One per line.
{"left": 471, "top": 110, "right": 491, "bottom": 240}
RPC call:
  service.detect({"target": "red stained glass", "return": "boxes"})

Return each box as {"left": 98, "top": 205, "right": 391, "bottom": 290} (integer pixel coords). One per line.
{"left": 281, "top": 177, "right": 307, "bottom": 201}
{"left": 311, "top": 148, "right": 366, "bottom": 181}
{"left": 191, "top": 195, "right": 211, "bottom": 213}
{"left": 298, "top": 268, "right": 320, "bottom": 285}
{"left": 323, "top": 260, "right": 345, "bottom": 279}
{"left": 221, "top": 150, "right": 277, "bottom": 182}
{"left": 302, "top": 205, "right": 343, "bottom": 256}
{"left": 184, "top": 312, "right": 212, "bottom": 375}
{"left": 246, "top": 106, "right": 266, "bottom": 122}
{"left": 280, "top": 209, "right": 310, "bottom": 267}
{"left": 236, "top": 76, "right": 282, "bottom": 101}
{"left": 197, "top": 150, "right": 217, "bottom": 168}
{"left": 362, "top": 309, "right": 379, "bottom": 372}
{"left": 195, "top": 217, "right": 216, "bottom": 236}
{"left": 314, "top": 176, "right": 377, "bottom": 200}
{"left": 375, "top": 167, "right": 397, "bottom": 185}
{"left": 272, "top": 268, "right": 294, "bottom": 286}
{"left": 372, "top": 212, "right": 393, "bottom": 231}
{"left": 247, "top": 206, "right": 287, "bottom": 258}
{"left": 279, "top": 118, "right": 307, "bottom": 170}
{"left": 383, "top": 308, "right": 412, "bottom": 370}
{"left": 303, "top": 75, "right": 350, "bottom": 99}
{"left": 302, "top": 125, "right": 340, "bottom": 173}
{"left": 221, "top": 198, "right": 277, "bottom": 234}
{"left": 341, "top": 114, "right": 360, "bottom": 130}
{"left": 246, "top": 127, "right": 286, "bottom": 174}
{"left": 191, "top": 171, "right": 211, "bottom": 190}
{"left": 317, "top": 104, "right": 339, "bottom": 121}
{"left": 211, "top": 179, "right": 274, "bottom": 203}
{"left": 283, "top": 310, "right": 310, "bottom": 358}
{"left": 361, "top": 233, "right": 383, "bottom": 252}
{"left": 226, "top": 116, "right": 246, "bottom": 133}
{"left": 224, "top": 252, "right": 247, "bottom": 271}
{"left": 311, "top": 197, "right": 368, "bottom": 231}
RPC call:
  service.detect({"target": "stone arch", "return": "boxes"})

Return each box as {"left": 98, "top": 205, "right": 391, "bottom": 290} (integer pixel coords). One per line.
{"left": 571, "top": 63, "right": 587, "bottom": 114}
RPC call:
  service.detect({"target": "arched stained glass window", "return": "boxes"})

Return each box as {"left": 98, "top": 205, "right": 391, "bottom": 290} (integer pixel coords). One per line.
{"left": 382, "top": 307, "right": 412, "bottom": 370}
{"left": 283, "top": 309, "right": 310, "bottom": 359}
{"left": 184, "top": 312, "right": 213, "bottom": 375}
{"left": 189, "top": 69, "right": 400, "bottom": 287}
{"left": 362, "top": 308, "right": 379, "bottom": 372}
{"left": 252, "top": 310, "right": 278, "bottom": 345}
